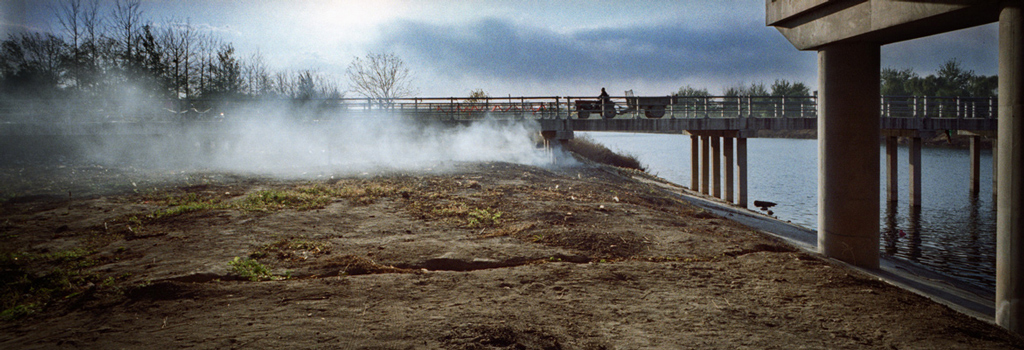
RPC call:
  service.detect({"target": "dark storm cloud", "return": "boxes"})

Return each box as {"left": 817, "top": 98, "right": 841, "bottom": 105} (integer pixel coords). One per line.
{"left": 381, "top": 18, "right": 814, "bottom": 84}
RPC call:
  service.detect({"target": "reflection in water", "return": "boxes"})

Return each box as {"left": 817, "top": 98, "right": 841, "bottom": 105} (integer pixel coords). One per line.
{"left": 968, "top": 197, "right": 981, "bottom": 264}
{"left": 908, "top": 205, "right": 922, "bottom": 262}
{"left": 884, "top": 201, "right": 899, "bottom": 256}
{"left": 884, "top": 202, "right": 923, "bottom": 261}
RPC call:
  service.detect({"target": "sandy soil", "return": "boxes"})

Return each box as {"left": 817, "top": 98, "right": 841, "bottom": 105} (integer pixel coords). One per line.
{"left": 0, "top": 161, "right": 1021, "bottom": 349}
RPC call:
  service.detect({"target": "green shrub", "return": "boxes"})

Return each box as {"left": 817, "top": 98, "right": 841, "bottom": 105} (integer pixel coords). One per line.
{"left": 467, "top": 208, "right": 502, "bottom": 228}
{"left": 228, "top": 257, "right": 274, "bottom": 281}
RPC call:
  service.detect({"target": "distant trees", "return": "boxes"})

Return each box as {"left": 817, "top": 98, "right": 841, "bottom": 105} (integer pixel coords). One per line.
{"left": 466, "top": 88, "right": 488, "bottom": 103}
{"left": 770, "top": 79, "right": 810, "bottom": 97}
{"left": 0, "top": 0, "right": 344, "bottom": 103}
{"left": 723, "top": 82, "right": 768, "bottom": 97}
{"left": 673, "top": 85, "right": 709, "bottom": 97}
{"left": 0, "top": 33, "right": 66, "bottom": 97}
{"left": 881, "top": 59, "right": 996, "bottom": 97}
{"left": 202, "top": 44, "right": 242, "bottom": 100}
{"left": 345, "top": 52, "right": 415, "bottom": 108}
{"left": 674, "top": 80, "right": 810, "bottom": 98}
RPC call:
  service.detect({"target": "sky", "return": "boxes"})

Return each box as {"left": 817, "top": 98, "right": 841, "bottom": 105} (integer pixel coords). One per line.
{"left": 0, "top": 0, "right": 1000, "bottom": 98}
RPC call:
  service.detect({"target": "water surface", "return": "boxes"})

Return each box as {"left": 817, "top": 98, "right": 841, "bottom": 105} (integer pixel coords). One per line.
{"left": 581, "top": 132, "right": 996, "bottom": 290}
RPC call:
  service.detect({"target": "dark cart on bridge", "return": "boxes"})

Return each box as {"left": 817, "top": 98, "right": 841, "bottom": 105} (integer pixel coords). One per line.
{"left": 574, "top": 99, "right": 616, "bottom": 119}
{"left": 624, "top": 96, "right": 672, "bottom": 119}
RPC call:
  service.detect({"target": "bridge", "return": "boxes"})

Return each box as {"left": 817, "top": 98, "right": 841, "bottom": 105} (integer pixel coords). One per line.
{"left": 0, "top": 94, "right": 999, "bottom": 212}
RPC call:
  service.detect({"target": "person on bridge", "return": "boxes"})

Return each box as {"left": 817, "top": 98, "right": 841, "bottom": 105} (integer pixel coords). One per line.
{"left": 598, "top": 87, "right": 613, "bottom": 118}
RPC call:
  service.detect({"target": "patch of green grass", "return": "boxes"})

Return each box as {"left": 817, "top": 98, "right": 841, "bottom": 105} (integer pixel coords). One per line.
{"left": 282, "top": 239, "right": 330, "bottom": 252}
{"left": 0, "top": 248, "right": 93, "bottom": 265}
{"left": 228, "top": 256, "right": 275, "bottom": 281}
{"left": 430, "top": 202, "right": 470, "bottom": 218}
{"left": 237, "top": 189, "right": 333, "bottom": 211}
{"left": 422, "top": 202, "right": 505, "bottom": 228}
{"left": 335, "top": 183, "right": 404, "bottom": 205}
{"left": 233, "top": 183, "right": 411, "bottom": 212}
{"left": 149, "top": 201, "right": 220, "bottom": 220}
{"left": 0, "top": 248, "right": 105, "bottom": 321}
{"left": 0, "top": 303, "right": 38, "bottom": 321}
{"left": 119, "top": 193, "right": 227, "bottom": 226}
{"left": 467, "top": 208, "right": 502, "bottom": 228}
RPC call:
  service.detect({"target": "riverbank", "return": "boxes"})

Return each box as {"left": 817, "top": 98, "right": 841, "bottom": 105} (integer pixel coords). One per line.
{"left": 1, "top": 161, "right": 1021, "bottom": 348}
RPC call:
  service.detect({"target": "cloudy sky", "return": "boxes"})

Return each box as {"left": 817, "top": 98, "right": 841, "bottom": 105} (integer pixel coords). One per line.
{"left": 1, "top": 0, "right": 999, "bottom": 97}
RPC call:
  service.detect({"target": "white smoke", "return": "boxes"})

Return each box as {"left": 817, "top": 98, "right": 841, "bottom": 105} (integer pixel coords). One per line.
{"left": 73, "top": 103, "right": 558, "bottom": 176}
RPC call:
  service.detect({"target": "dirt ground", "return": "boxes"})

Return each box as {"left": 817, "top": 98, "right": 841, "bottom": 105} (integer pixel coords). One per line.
{"left": 1, "top": 160, "right": 1021, "bottom": 349}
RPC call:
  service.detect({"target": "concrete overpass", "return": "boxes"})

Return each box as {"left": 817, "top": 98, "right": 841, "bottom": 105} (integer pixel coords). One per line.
{"left": 766, "top": 0, "right": 1023, "bottom": 334}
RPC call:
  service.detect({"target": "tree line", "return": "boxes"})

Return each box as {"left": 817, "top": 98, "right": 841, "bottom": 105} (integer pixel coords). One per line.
{"left": 674, "top": 58, "right": 996, "bottom": 99}
{"left": 0, "top": 0, "right": 344, "bottom": 102}
{"left": 674, "top": 79, "right": 811, "bottom": 98}
{"left": 881, "top": 59, "right": 996, "bottom": 97}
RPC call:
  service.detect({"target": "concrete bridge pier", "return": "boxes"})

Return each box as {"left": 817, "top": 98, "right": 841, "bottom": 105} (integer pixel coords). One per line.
{"left": 910, "top": 135, "right": 923, "bottom": 208}
{"left": 882, "top": 130, "right": 924, "bottom": 208}
{"left": 539, "top": 119, "right": 574, "bottom": 162}
{"left": 691, "top": 134, "right": 700, "bottom": 191}
{"left": 711, "top": 136, "right": 722, "bottom": 198}
{"left": 724, "top": 136, "right": 735, "bottom": 203}
{"left": 996, "top": 2, "right": 1024, "bottom": 334}
{"left": 885, "top": 135, "right": 898, "bottom": 203}
{"left": 701, "top": 135, "right": 710, "bottom": 195}
{"left": 737, "top": 136, "right": 747, "bottom": 208}
{"left": 959, "top": 131, "right": 998, "bottom": 198}
{"left": 817, "top": 42, "right": 881, "bottom": 269}
{"left": 688, "top": 130, "right": 748, "bottom": 207}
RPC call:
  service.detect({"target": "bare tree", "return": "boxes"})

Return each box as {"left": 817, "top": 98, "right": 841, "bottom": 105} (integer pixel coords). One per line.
{"left": 166, "top": 18, "right": 197, "bottom": 99}
{"left": 54, "top": 0, "right": 83, "bottom": 49}
{"left": 80, "top": 0, "right": 103, "bottom": 60}
{"left": 110, "top": 0, "right": 142, "bottom": 61}
{"left": 193, "top": 32, "right": 220, "bottom": 99}
{"left": 54, "top": 0, "right": 84, "bottom": 89}
{"left": 241, "top": 50, "right": 272, "bottom": 96}
{"left": 345, "top": 52, "right": 414, "bottom": 108}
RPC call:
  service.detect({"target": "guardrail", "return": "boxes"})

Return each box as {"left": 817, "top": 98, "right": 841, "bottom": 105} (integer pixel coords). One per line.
{"left": 0, "top": 95, "right": 998, "bottom": 123}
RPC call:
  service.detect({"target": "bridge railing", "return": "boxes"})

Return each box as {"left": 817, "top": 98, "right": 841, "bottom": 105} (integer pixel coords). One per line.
{"left": 881, "top": 96, "right": 996, "bottom": 119}
{"left": 660, "top": 96, "right": 818, "bottom": 119}
{"left": 0, "top": 95, "right": 998, "bottom": 123}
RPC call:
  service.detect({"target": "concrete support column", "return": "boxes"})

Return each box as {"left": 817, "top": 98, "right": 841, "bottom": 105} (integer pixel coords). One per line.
{"left": 817, "top": 43, "right": 880, "bottom": 269}
{"left": 737, "top": 137, "right": 748, "bottom": 207}
{"left": 691, "top": 134, "right": 700, "bottom": 191}
{"left": 886, "top": 136, "right": 899, "bottom": 202}
{"left": 970, "top": 135, "right": 982, "bottom": 197}
{"left": 724, "top": 136, "right": 735, "bottom": 202}
{"left": 996, "top": 1, "right": 1024, "bottom": 334}
{"left": 711, "top": 136, "right": 721, "bottom": 198}
{"left": 910, "top": 136, "right": 923, "bottom": 208}
{"left": 701, "top": 135, "right": 710, "bottom": 195}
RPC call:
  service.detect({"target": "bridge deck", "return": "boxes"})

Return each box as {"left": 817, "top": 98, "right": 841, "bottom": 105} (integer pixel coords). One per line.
{"left": 0, "top": 95, "right": 998, "bottom": 136}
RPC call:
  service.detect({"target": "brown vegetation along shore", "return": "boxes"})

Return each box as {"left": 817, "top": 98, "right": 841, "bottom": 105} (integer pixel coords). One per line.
{"left": 1, "top": 161, "right": 1021, "bottom": 349}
